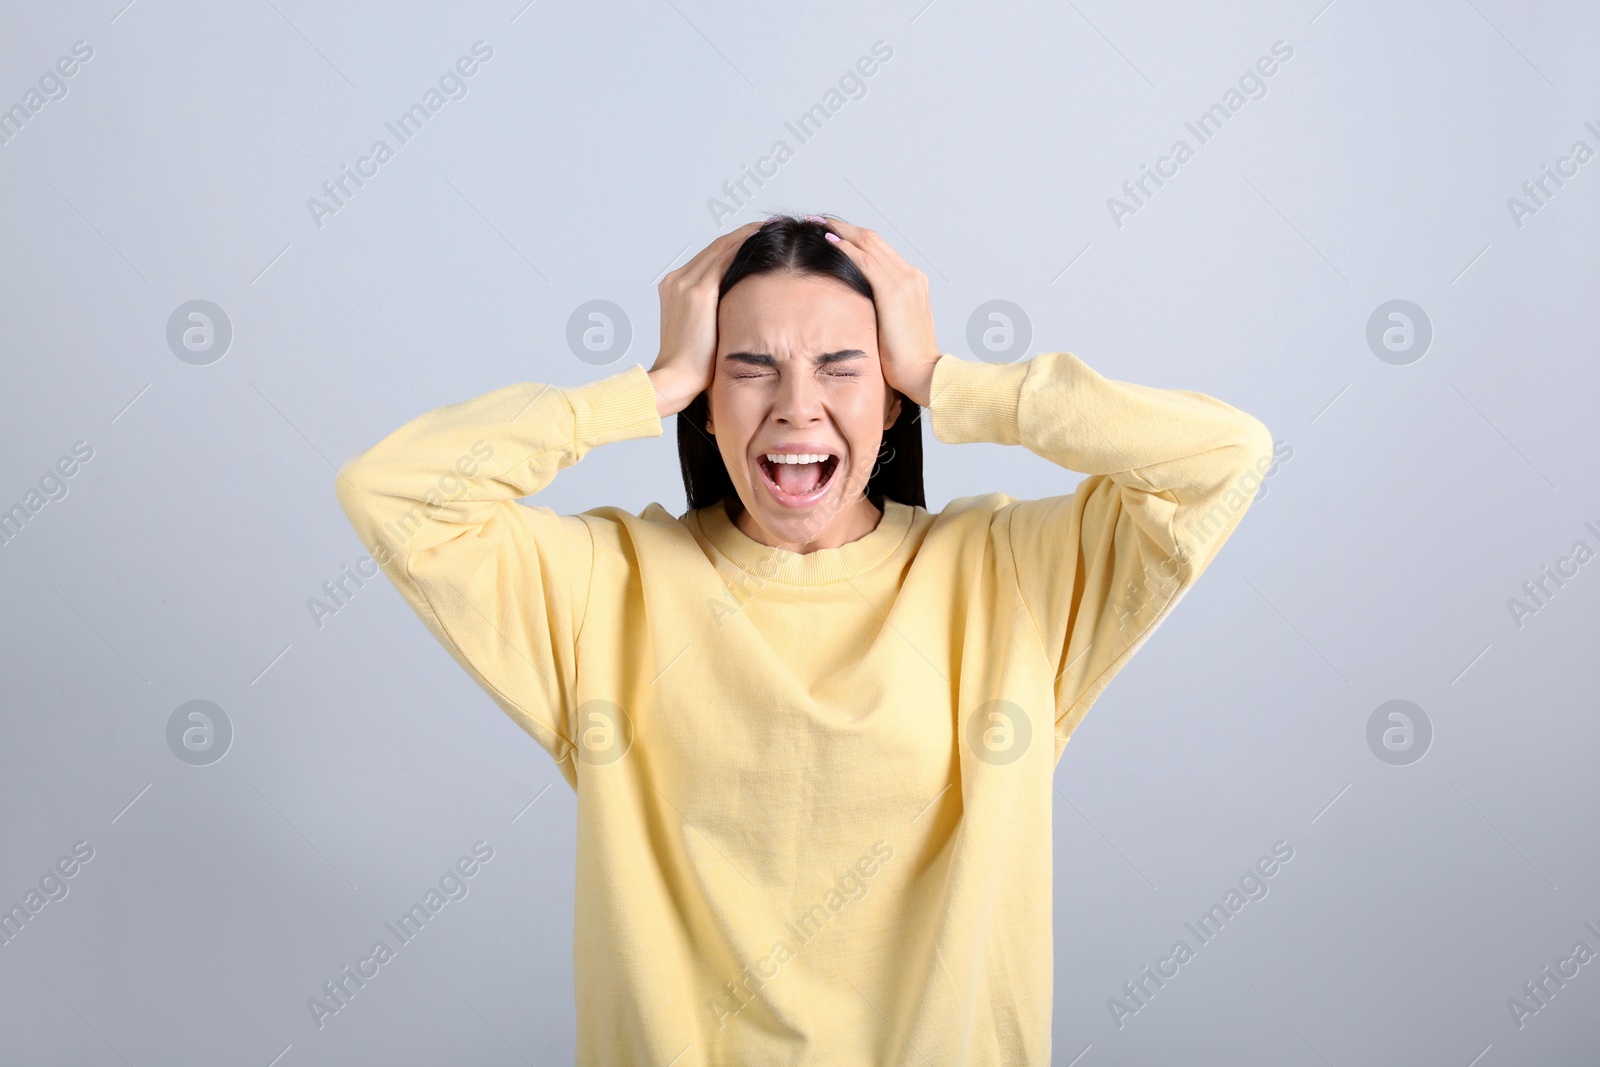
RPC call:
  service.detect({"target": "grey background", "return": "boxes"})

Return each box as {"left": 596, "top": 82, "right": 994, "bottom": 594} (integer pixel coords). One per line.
{"left": 1, "top": 0, "right": 1596, "bottom": 1063}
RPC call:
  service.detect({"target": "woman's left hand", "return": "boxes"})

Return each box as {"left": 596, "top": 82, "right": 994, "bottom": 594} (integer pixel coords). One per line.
{"left": 819, "top": 217, "right": 942, "bottom": 408}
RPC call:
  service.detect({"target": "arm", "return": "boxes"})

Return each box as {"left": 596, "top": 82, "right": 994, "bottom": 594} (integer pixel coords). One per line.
{"left": 927, "top": 350, "right": 1273, "bottom": 755}
{"left": 333, "top": 363, "right": 662, "bottom": 784}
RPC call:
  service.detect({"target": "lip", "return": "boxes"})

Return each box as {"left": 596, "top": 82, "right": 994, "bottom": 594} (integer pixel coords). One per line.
{"left": 753, "top": 448, "right": 842, "bottom": 509}
{"left": 755, "top": 442, "right": 840, "bottom": 457}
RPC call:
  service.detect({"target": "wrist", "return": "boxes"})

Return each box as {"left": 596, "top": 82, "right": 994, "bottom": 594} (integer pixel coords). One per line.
{"left": 898, "top": 354, "right": 944, "bottom": 408}
{"left": 925, "top": 353, "right": 1028, "bottom": 446}
{"left": 647, "top": 366, "right": 701, "bottom": 419}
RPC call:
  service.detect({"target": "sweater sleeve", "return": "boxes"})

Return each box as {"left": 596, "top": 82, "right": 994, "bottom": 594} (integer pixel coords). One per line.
{"left": 927, "top": 350, "right": 1273, "bottom": 753}
{"left": 333, "top": 363, "right": 662, "bottom": 782}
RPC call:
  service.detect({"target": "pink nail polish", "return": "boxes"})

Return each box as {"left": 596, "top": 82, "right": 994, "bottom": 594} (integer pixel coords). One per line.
{"left": 825, "top": 232, "right": 840, "bottom": 243}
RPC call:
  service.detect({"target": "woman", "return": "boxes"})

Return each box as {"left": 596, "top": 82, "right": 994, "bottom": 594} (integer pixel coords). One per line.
{"left": 335, "top": 214, "right": 1273, "bottom": 1065}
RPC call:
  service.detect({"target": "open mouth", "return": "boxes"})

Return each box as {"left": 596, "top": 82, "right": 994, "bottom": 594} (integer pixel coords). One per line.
{"left": 755, "top": 452, "right": 841, "bottom": 506}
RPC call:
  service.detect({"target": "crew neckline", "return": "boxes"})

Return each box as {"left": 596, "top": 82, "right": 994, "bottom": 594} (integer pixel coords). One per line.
{"left": 693, "top": 495, "right": 916, "bottom": 586}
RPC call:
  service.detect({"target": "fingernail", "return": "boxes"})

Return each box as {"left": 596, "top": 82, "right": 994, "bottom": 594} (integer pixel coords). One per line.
{"left": 805, "top": 214, "right": 827, "bottom": 223}
{"left": 825, "top": 232, "right": 840, "bottom": 243}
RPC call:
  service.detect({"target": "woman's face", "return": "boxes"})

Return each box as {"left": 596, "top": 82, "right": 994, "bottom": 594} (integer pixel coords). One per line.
{"left": 707, "top": 270, "right": 901, "bottom": 551}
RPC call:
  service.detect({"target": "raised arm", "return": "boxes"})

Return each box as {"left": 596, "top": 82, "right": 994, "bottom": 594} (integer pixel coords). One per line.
{"left": 813, "top": 218, "right": 1273, "bottom": 759}
{"left": 332, "top": 221, "right": 761, "bottom": 785}
{"left": 334, "top": 365, "right": 662, "bottom": 785}
{"left": 927, "top": 350, "right": 1274, "bottom": 755}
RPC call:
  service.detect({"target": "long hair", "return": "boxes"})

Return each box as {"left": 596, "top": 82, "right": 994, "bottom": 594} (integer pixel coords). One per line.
{"left": 675, "top": 213, "right": 926, "bottom": 512}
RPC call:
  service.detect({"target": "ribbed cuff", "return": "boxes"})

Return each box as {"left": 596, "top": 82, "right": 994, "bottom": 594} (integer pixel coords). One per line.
{"left": 927, "top": 353, "right": 1028, "bottom": 446}
{"left": 562, "top": 363, "right": 663, "bottom": 450}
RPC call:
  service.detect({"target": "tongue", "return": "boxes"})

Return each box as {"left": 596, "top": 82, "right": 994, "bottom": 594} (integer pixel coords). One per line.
{"left": 774, "top": 461, "right": 824, "bottom": 496}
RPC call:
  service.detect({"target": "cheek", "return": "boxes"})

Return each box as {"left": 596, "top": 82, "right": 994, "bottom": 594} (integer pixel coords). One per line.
{"left": 707, "top": 388, "right": 748, "bottom": 441}
{"left": 845, "top": 393, "right": 890, "bottom": 438}
{"left": 711, "top": 411, "right": 761, "bottom": 472}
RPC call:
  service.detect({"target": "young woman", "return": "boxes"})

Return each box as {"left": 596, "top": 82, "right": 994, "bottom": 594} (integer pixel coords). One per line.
{"left": 335, "top": 214, "right": 1272, "bottom": 1065}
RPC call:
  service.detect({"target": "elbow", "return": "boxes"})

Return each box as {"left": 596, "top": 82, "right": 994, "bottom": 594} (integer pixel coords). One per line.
{"left": 1223, "top": 414, "right": 1275, "bottom": 514}
{"left": 1215, "top": 408, "right": 1274, "bottom": 489}
{"left": 1166, "top": 414, "right": 1275, "bottom": 580}
{"left": 332, "top": 455, "right": 399, "bottom": 563}
{"left": 334, "top": 454, "right": 372, "bottom": 516}
{"left": 1242, "top": 415, "right": 1274, "bottom": 476}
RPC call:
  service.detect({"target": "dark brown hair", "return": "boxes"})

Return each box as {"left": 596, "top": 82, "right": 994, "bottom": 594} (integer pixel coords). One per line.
{"left": 675, "top": 213, "right": 926, "bottom": 511}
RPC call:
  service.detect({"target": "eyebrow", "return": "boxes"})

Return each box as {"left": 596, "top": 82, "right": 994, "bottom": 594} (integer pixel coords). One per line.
{"left": 722, "top": 349, "right": 867, "bottom": 369}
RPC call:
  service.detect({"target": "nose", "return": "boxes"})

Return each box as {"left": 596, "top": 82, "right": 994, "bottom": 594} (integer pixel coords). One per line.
{"left": 771, "top": 366, "right": 825, "bottom": 425}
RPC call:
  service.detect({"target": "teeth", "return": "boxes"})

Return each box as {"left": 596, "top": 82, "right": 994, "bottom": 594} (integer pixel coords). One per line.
{"left": 764, "top": 453, "right": 832, "bottom": 464}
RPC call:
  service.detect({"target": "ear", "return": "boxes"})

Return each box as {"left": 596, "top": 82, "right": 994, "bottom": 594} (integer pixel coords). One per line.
{"left": 884, "top": 389, "right": 902, "bottom": 430}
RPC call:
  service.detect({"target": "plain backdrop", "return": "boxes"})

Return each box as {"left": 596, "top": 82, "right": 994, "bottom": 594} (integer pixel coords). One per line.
{"left": 1, "top": 1, "right": 1596, "bottom": 1064}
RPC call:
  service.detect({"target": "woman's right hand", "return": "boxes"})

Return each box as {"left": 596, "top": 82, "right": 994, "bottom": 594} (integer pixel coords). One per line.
{"left": 647, "top": 219, "right": 766, "bottom": 418}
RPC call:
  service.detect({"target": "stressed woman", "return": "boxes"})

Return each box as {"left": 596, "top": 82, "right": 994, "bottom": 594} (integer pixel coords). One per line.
{"left": 334, "top": 214, "right": 1273, "bottom": 1066}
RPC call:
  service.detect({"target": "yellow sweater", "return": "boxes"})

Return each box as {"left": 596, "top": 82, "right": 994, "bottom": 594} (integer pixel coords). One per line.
{"left": 334, "top": 350, "right": 1272, "bottom": 1065}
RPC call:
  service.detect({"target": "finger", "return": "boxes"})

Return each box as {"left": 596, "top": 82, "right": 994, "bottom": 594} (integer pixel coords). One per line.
{"left": 709, "top": 218, "right": 766, "bottom": 266}
{"left": 689, "top": 220, "right": 763, "bottom": 290}
{"left": 832, "top": 231, "right": 896, "bottom": 292}
{"left": 670, "top": 219, "right": 765, "bottom": 286}
{"left": 693, "top": 218, "right": 764, "bottom": 274}
{"left": 823, "top": 228, "right": 868, "bottom": 271}
{"left": 825, "top": 218, "right": 910, "bottom": 273}
{"left": 824, "top": 218, "right": 885, "bottom": 250}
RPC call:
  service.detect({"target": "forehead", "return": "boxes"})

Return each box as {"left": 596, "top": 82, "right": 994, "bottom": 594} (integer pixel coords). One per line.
{"left": 717, "top": 271, "right": 876, "bottom": 352}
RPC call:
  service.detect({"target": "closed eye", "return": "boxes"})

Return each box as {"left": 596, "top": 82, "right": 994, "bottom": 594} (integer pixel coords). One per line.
{"left": 729, "top": 370, "right": 860, "bottom": 379}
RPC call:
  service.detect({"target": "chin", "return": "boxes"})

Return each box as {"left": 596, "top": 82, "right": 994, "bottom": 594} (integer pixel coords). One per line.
{"left": 740, "top": 467, "right": 863, "bottom": 545}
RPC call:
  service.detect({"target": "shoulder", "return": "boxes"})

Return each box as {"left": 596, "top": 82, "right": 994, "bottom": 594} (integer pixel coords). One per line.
{"left": 924, "top": 491, "right": 1023, "bottom": 531}
{"left": 570, "top": 502, "right": 700, "bottom": 553}
{"left": 912, "top": 492, "right": 1028, "bottom": 560}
